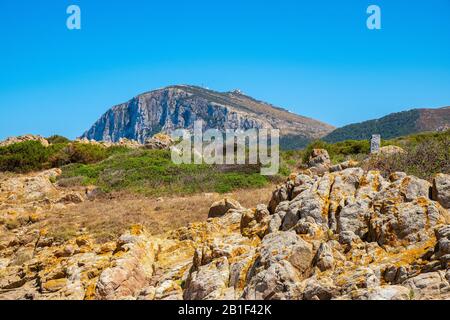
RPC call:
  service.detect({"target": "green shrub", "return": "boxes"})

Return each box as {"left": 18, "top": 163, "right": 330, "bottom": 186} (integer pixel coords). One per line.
{"left": 365, "top": 133, "right": 450, "bottom": 180}
{"left": 0, "top": 141, "right": 50, "bottom": 173}
{"left": 50, "top": 143, "right": 109, "bottom": 167}
{"left": 46, "top": 135, "right": 70, "bottom": 144}
{"left": 302, "top": 139, "right": 370, "bottom": 164}
{"left": 59, "top": 149, "right": 276, "bottom": 196}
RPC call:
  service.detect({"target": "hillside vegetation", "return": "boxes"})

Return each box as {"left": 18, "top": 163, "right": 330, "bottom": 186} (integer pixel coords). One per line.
{"left": 305, "top": 130, "right": 450, "bottom": 180}
{"left": 1, "top": 130, "right": 448, "bottom": 195}
{"left": 0, "top": 137, "right": 290, "bottom": 196}
{"left": 58, "top": 149, "right": 282, "bottom": 195}
{"left": 323, "top": 107, "right": 450, "bottom": 143}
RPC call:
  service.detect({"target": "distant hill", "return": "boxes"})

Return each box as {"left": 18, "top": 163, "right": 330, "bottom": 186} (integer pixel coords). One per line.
{"left": 81, "top": 85, "right": 335, "bottom": 149}
{"left": 323, "top": 106, "right": 450, "bottom": 143}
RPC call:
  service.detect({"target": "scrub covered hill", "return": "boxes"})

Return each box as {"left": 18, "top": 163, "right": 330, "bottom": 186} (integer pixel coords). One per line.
{"left": 323, "top": 106, "right": 450, "bottom": 143}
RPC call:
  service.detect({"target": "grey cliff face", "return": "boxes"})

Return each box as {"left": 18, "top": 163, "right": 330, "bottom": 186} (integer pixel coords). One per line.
{"left": 81, "top": 85, "right": 334, "bottom": 144}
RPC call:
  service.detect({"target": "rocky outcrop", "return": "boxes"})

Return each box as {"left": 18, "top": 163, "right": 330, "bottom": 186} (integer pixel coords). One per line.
{"left": 0, "top": 135, "right": 49, "bottom": 148}
{"left": 81, "top": 85, "right": 334, "bottom": 147}
{"left": 144, "top": 133, "right": 174, "bottom": 150}
{"left": 1, "top": 164, "right": 449, "bottom": 300}
{"left": 95, "top": 227, "right": 156, "bottom": 300}
{"left": 75, "top": 133, "right": 174, "bottom": 150}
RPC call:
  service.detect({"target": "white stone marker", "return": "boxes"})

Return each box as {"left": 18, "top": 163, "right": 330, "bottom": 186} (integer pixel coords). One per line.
{"left": 371, "top": 134, "right": 381, "bottom": 154}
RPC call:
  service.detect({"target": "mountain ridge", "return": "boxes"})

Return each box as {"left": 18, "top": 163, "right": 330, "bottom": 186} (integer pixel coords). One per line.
{"left": 81, "top": 85, "right": 335, "bottom": 149}
{"left": 323, "top": 106, "right": 450, "bottom": 143}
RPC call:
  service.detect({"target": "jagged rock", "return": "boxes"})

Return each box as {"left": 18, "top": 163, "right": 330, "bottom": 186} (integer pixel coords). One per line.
{"left": 369, "top": 197, "right": 447, "bottom": 246}
{"left": 337, "top": 200, "right": 370, "bottom": 239}
{"left": 434, "top": 226, "right": 450, "bottom": 266}
{"left": 241, "top": 231, "right": 314, "bottom": 300}
{"left": 302, "top": 276, "right": 338, "bottom": 300}
{"left": 242, "top": 260, "right": 303, "bottom": 300}
{"left": 329, "top": 160, "right": 359, "bottom": 173}
{"left": 267, "top": 214, "right": 282, "bottom": 234}
{"left": 1, "top": 163, "right": 450, "bottom": 301}
{"left": 268, "top": 183, "right": 293, "bottom": 214}
{"left": 288, "top": 240, "right": 314, "bottom": 273}
{"left": 75, "top": 137, "right": 141, "bottom": 149}
{"left": 0, "top": 169, "right": 61, "bottom": 203}
{"left": 95, "top": 230, "right": 156, "bottom": 300}
{"left": 240, "top": 205, "right": 270, "bottom": 238}
{"left": 144, "top": 133, "right": 174, "bottom": 150}
{"left": 337, "top": 285, "right": 411, "bottom": 300}
{"left": 282, "top": 191, "right": 325, "bottom": 231}
{"left": 432, "top": 173, "right": 450, "bottom": 209}
{"left": 308, "top": 149, "right": 331, "bottom": 174}
{"left": 336, "top": 267, "right": 380, "bottom": 294}
{"left": 184, "top": 257, "right": 230, "bottom": 300}
{"left": 313, "top": 242, "right": 335, "bottom": 271}
{"left": 42, "top": 279, "right": 68, "bottom": 293}
{"left": 208, "top": 198, "right": 242, "bottom": 218}
{"left": 404, "top": 271, "right": 450, "bottom": 300}
{"left": 308, "top": 149, "right": 331, "bottom": 167}
{"left": 153, "top": 280, "right": 183, "bottom": 300}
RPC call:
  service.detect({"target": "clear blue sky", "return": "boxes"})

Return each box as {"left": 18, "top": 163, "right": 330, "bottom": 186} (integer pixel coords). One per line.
{"left": 1, "top": 0, "right": 449, "bottom": 140}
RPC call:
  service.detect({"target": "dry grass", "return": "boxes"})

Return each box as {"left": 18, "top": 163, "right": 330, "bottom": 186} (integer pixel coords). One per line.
{"left": 42, "top": 185, "right": 276, "bottom": 243}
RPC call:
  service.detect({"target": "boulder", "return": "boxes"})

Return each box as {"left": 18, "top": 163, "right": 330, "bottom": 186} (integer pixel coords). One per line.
{"left": 95, "top": 230, "right": 156, "bottom": 300}
{"left": 208, "top": 198, "right": 242, "bottom": 218}
{"left": 308, "top": 149, "right": 331, "bottom": 167}
{"left": 302, "top": 276, "right": 338, "bottom": 300}
{"left": 404, "top": 271, "right": 450, "bottom": 300}
{"left": 338, "top": 285, "right": 411, "bottom": 300}
{"left": 145, "top": 133, "right": 174, "bottom": 150}
{"left": 242, "top": 260, "right": 303, "bottom": 300}
{"left": 369, "top": 198, "right": 446, "bottom": 246}
{"left": 183, "top": 257, "right": 230, "bottom": 300}
{"left": 308, "top": 149, "right": 331, "bottom": 174}
{"left": 378, "top": 145, "right": 406, "bottom": 156}
{"left": 432, "top": 173, "right": 450, "bottom": 209}
{"left": 240, "top": 205, "right": 270, "bottom": 238}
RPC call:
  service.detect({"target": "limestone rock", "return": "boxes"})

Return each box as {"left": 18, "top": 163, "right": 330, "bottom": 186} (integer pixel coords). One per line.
{"left": 308, "top": 149, "right": 331, "bottom": 174}
{"left": 432, "top": 173, "right": 450, "bottom": 209}
{"left": 240, "top": 205, "right": 270, "bottom": 238}
{"left": 404, "top": 271, "right": 450, "bottom": 300}
{"left": 208, "top": 198, "right": 242, "bottom": 218}
{"left": 313, "top": 242, "right": 335, "bottom": 272}
{"left": 145, "top": 133, "right": 174, "bottom": 150}
{"left": 184, "top": 257, "right": 230, "bottom": 300}
{"left": 242, "top": 260, "right": 303, "bottom": 300}
{"left": 302, "top": 276, "right": 338, "bottom": 300}
{"left": 81, "top": 85, "right": 334, "bottom": 145}
{"left": 95, "top": 231, "right": 156, "bottom": 300}
{"left": 338, "top": 285, "right": 411, "bottom": 300}
{"left": 308, "top": 149, "right": 331, "bottom": 167}
{"left": 0, "top": 134, "right": 49, "bottom": 147}
{"left": 378, "top": 145, "right": 406, "bottom": 156}
{"left": 1, "top": 162, "right": 450, "bottom": 301}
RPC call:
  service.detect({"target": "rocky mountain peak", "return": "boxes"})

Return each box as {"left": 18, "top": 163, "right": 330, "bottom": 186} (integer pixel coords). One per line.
{"left": 81, "top": 85, "right": 335, "bottom": 148}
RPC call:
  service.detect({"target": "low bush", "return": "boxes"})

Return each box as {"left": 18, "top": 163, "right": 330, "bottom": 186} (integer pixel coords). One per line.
{"left": 365, "top": 132, "right": 450, "bottom": 180}
{"left": 46, "top": 135, "right": 70, "bottom": 144}
{"left": 0, "top": 141, "right": 50, "bottom": 173}
{"left": 59, "top": 149, "right": 277, "bottom": 195}
{"left": 302, "top": 139, "right": 370, "bottom": 164}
